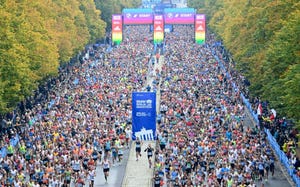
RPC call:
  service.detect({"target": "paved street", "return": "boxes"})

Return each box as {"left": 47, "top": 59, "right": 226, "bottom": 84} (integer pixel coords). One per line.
{"left": 93, "top": 148, "right": 130, "bottom": 187}
{"left": 69, "top": 147, "right": 130, "bottom": 187}
{"left": 122, "top": 141, "right": 156, "bottom": 187}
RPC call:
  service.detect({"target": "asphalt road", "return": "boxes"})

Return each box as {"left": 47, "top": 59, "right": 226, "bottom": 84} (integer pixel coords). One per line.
{"left": 94, "top": 148, "right": 130, "bottom": 187}
{"left": 69, "top": 147, "right": 130, "bottom": 187}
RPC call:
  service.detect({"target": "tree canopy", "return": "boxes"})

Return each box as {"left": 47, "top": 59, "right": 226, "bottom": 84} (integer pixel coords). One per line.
{"left": 188, "top": 0, "right": 300, "bottom": 126}
{"left": 94, "top": 0, "right": 141, "bottom": 31}
{"left": 0, "top": 0, "right": 106, "bottom": 115}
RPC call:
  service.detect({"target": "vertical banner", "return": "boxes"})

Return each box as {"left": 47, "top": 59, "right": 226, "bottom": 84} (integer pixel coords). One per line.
{"left": 132, "top": 92, "right": 156, "bottom": 141}
{"left": 112, "top": 14, "right": 123, "bottom": 45}
{"left": 153, "top": 14, "right": 164, "bottom": 44}
{"left": 195, "top": 14, "right": 206, "bottom": 44}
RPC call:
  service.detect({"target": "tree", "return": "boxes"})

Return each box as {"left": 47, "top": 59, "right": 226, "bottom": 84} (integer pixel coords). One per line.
{"left": 0, "top": 1, "right": 39, "bottom": 112}
{"left": 79, "top": 0, "right": 106, "bottom": 43}
{"left": 0, "top": 0, "right": 106, "bottom": 115}
{"left": 94, "top": 0, "right": 141, "bottom": 32}
{"left": 260, "top": 7, "right": 300, "bottom": 122}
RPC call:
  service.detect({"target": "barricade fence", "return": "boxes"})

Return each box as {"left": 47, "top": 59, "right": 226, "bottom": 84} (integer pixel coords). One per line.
{"left": 214, "top": 52, "right": 300, "bottom": 186}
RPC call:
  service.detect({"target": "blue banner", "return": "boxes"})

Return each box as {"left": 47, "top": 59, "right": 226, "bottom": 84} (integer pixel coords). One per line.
{"left": 132, "top": 92, "right": 156, "bottom": 141}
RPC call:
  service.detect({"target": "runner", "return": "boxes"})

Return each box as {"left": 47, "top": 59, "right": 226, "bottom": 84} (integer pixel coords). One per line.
{"left": 135, "top": 137, "right": 142, "bottom": 161}
{"left": 71, "top": 157, "right": 81, "bottom": 180}
{"left": 102, "top": 157, "right": 111, "bottom": 183}
{"left": 152, "top": 171, "right": 162, "bottom": 187}
{"left": 88, "top": 168, "right": 96, "bottom": 187}
{"left": 91, "top": 148, "right": 99, "bottom": 166}
{"left": 125, "top": 127, "right": 131, "bottom": 149}
{"left": 75, "top": 177, "right": 85, "bottom": 187}
{"left": 144, "top": 144, "right": 154, "bottom": 168}
{"left": 117, "top": 144, "right": 124, "bottom": 163}
{"left": 111, "top": 144, "right": 118, "bottom": 165}
{"left": 63, "top": 167, "right": 72, "bottom": 187}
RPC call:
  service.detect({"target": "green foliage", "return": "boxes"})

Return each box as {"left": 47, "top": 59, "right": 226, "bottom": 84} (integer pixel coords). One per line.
{"left": 261, "top": 7, "right": 300, "bottom": 122}
{"left": 94, "top": 0, "right": 141, "bottom": 31}
{"left": 188, "top": 0, "right": 300, "bottom": 126}
{"left": 79, "top": 0, "right": 106, "bottom": 42}
{"left": 0, "top": 0, "right": 106, "bottom": 115}
{"left": 0, "top": 1, "right": 39, "bottom": 113}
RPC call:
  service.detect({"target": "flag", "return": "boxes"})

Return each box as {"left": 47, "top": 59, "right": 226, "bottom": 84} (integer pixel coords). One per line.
{"left": 271, "top": 109, "right": 276, "bottom": 118}
{"left": 270, "top": 109, "right": 276, "bottom": 121}
{"left": 257, "top": 103, "right": 262, "bottom": 116}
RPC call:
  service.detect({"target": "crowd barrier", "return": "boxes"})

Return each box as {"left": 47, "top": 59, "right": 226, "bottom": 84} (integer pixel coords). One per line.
{"left": 214, "top": 51, "right": 300, "bottom": 186}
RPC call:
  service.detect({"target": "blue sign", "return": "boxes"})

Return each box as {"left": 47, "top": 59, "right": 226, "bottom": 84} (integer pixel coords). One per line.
{"left": 164, "top": 8, "right": 195, "bottom": 13}
{"left": 122, "top": 8, "right": 153, "bottom": 14}
{"left": 165, "top": 24, "right": 173, "bottom": 32}
{"left": 132, "top": 92, "right": 156, "bottom": 141}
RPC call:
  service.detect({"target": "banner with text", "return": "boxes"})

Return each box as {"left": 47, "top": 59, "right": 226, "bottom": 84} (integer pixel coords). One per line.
{"left": 112, "top": 14, "right": 123, "bottom": 45}
{"left": 195, "top": 14, "right": 206, "bottom": 44}
{"left": 164, "top": 8, "right": 195, "bottom": 24}
{"left": 132, "top": 92, "right": 156, "bottom": 141}
{"left": 123, "top": 9, "right": 153, "bottom": 25}
{"left": 153, "top": 14, "right": 164, "bottom": 44}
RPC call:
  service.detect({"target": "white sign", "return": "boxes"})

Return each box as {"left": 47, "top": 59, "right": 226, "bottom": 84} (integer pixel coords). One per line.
{"left": 136, "top": 100, "right": 152, "bottom": 109}
{"left": 135, "top": 127, "right": 154, "bottom": 141}
{"left": 114, "top": 26, "right": 121, "bottom": 31}
{"left": 113, "top": 15, "right": 121, "bottom": 20}
{"left": 196, "top": 15, "right": 204, "bottom": 19}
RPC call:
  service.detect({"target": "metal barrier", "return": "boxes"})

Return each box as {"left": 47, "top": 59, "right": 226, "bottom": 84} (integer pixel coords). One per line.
{"left": 214, "top": 53, "right": 300, "bottom": 187}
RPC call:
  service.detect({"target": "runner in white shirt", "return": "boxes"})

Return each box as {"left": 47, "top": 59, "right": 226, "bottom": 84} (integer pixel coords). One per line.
{"left": 71, "top": 157, "right": 81, "bottom": 180}
{"left": 125, "top": 127, "right": 132, "bottom": 148}
{"left": 88, "top": 169, "right": 96, "bottom": 186}
{"left": 102, "top": 157, "right": 111, "bottom": 183}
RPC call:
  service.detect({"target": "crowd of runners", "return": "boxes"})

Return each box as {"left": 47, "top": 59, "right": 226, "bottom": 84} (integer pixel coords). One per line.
{"left": 150, "top": 25, "right": 277, "bottom": 187}
{"left": 0, "top": 25, "right": 154, "bottom": 186}
{"left": 0, "top": 22, "right": 292, "bottom": 187}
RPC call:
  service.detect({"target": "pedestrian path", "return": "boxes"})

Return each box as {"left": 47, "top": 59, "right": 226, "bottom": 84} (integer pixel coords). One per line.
{"left": 122, "top": 141, "right": 156, "bottom": 187}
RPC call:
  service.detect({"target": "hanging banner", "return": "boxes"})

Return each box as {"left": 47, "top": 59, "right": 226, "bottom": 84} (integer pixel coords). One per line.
{"left": 153, "top": 14, "right": 164, "bottom": 44}
{"left": 164, "top": 8, "right": 195, "bottom": 24}
{"left": 112, "top": 14, "right": 123, "bottom": 45}
{"left": 195, "top": 14, "right": 206, "bottom": 44}
{"left": 123, "top": 9, "right": 153, "bottom": 25}
{"left": 132, "top": 92, "right": 156, "bottom": 141}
